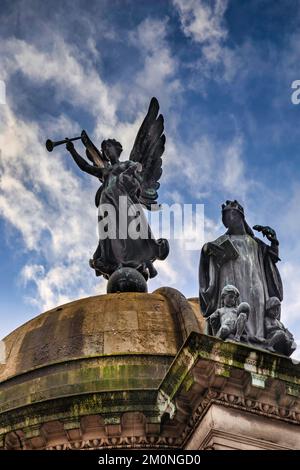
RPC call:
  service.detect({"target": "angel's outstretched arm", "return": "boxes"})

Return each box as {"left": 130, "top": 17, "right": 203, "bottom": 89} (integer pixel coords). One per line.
{"left": 66, "top": 140, "right": 103, "bottom": 178}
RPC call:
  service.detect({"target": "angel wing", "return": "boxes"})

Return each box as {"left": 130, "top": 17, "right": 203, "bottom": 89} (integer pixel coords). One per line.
{"left": 129, "top": 97, "right": 165, "bottom": 209}
{"left": 81, "top": 130, "right": 108, "bottom": 172}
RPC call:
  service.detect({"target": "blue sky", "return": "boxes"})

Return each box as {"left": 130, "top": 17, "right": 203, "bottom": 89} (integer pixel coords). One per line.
{"left": 1, "top": 0, "right": 300, "bottom": 358}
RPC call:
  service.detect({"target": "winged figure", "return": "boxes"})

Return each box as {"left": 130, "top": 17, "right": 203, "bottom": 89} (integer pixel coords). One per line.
{"left": 65, "top": 97, "right": 169, "bottom": 280}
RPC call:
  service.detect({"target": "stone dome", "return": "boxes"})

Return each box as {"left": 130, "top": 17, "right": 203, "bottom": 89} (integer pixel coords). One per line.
{"left": 0, "top": 288, "right": 204, "bottom": 449}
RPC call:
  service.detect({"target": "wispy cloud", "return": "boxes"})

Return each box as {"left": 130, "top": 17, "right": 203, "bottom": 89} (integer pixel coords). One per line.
{"left": 0, "top": 102, "right": 103, "bottom": 311}
{"left": 173, "top": 0, "right": 228, "bottom": 47}
{"left": 173, "top": 0, "right": 241, "bottom": 82}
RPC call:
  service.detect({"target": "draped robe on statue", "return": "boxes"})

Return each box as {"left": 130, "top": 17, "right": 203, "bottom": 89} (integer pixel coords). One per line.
{"left": 199, "top": 232, "right": 283, "bottom": 339}
{"left": 93, "top": 160, "right": 167, "bottom": 278}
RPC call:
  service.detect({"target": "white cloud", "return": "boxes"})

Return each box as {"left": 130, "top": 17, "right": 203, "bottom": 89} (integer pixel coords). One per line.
{"left": 127, "top": 18, "right": 182, "bottom": 113}
{"left": 90, "top": 18, "right": 183, "bottom": 161}
{"left": 0, "top": 79, "right": 6, "bottom": 104}
{"left": 222, "top": 136, "right": 247, "bottom": 194}
{"left": 163, "top": 131, "right": 249, "bottom": 204}
{"left": 0, "top": 116, "right": 103, "bottom": 313}
{"left": 174, "top": 0, "right": 227, "bottom": 44}
{"left": 173, "top": 0, "right": 242, "bottom": 83}
{"left": 0, "top": 35, "right": 119, "bottom": 132}
{"left": 281, "top": 262, "right": 300, "bottom": 322}
{"left": 0, "top": 87, "right": 104, "bottom": 312}
{"left": 21, "top": 263, "right": 105, "bottom": 311}
{"left": 292, "top": 342, "right": 300, "bottom": 361}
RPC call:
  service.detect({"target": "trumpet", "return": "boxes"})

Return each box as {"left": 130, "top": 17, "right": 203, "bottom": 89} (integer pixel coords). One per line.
{"left": 45, "top": 135, "right": 81, "bottom": 152}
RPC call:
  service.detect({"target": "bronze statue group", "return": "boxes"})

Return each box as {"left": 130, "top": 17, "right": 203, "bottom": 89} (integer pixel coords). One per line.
{"left": 48, "top": 98, "right": 296, "bottom": 357}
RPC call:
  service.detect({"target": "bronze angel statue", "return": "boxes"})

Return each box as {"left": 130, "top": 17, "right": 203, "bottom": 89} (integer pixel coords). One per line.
{"left": 55, "top": 98, "right": 169, "bottom": 283}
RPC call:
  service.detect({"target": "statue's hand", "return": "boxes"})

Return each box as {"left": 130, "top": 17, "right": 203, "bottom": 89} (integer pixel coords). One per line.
{"left": 253, "top": 225, "right": 278, "bottom": 244}
{"left": 65, "top": 138, "right": 75, "bottom": 153}
{"left": 125, "top": 162, "right": 142, "bottom": 176}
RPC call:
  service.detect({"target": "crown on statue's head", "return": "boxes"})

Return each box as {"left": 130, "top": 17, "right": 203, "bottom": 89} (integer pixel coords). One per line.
{"left": 222, "top": 199, "right": 244, "bottom": 216}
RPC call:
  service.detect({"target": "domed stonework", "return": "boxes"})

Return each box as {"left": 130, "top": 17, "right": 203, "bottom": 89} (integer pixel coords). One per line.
{"left": 0, "top": 288, "right": 204, "bottom": 450}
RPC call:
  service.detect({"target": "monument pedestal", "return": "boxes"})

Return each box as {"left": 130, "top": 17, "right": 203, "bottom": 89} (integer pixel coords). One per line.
{"left": 171, "top": 334, "right": 300, "bottom": 450}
